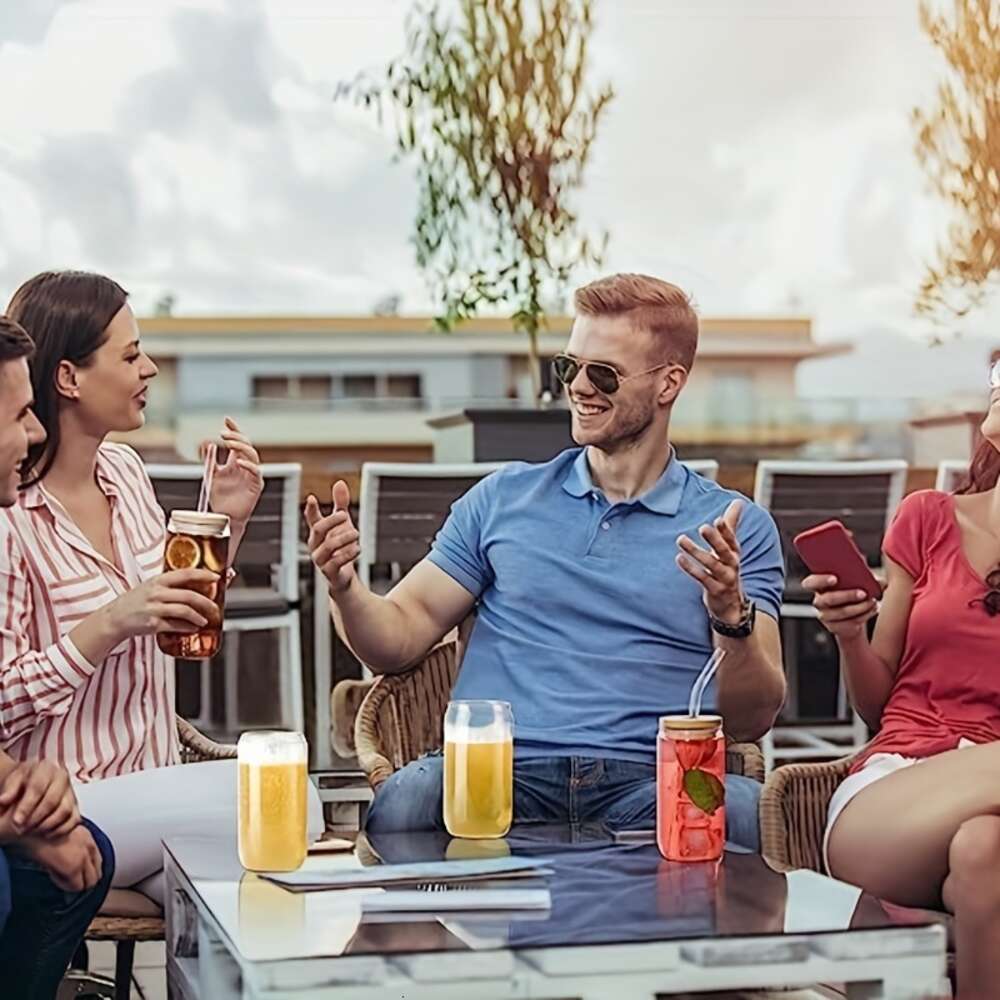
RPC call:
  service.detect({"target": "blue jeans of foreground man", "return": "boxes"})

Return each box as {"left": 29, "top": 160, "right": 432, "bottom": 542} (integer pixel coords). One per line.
{"left": 0, "top": 818, "right": 115, "bottom": 1000}
{"left": 365, "top": 755, "right": 761, "bottom": 851}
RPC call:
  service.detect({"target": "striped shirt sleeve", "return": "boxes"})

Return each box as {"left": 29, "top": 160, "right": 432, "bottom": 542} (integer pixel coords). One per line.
{"left": 0, "top": 528, "right": 99, "bottom": 742}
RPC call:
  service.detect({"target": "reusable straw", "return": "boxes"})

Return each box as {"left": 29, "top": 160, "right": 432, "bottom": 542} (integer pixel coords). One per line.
{"left": 196, "top": 443, "right": 217, "bottom": 513}
{"left": 687, "top": 647, "right": 727, "bottom": 718}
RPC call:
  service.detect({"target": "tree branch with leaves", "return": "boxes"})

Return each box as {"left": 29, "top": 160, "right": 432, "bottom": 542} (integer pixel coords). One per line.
{"left": 340, "top": 0, "right": 613, "bottom": 401}
{"left": 913, "top": 0, "right": 1000, "bottom": 321}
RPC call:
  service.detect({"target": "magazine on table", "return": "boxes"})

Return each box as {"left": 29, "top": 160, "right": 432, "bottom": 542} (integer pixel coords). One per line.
{"left": 262, "top": 855, "right": 553, "bottom": 894}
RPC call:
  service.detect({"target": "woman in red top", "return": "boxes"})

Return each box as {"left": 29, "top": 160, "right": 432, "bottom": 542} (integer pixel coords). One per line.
{"left": 806, "top": 360, "right": 1000, "bottom": 999}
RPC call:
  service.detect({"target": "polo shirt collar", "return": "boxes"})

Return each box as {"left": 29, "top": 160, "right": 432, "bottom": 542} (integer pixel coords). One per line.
{"left": 561, "top": 447, "right": 687, "bottom": 516}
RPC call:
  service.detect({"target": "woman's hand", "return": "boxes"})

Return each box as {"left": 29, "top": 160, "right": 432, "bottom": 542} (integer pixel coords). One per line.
{"left": 802, "top": 574, "right": 878, "bottom": 641}
{"left": 104, "top": 569, "right": 222, "bottom": 643}
{"left": 205, "top": 417, "right": 264, "bottom": 528}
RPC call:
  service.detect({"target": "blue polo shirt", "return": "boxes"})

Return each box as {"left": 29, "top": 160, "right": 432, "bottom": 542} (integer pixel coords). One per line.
{"left": 428, "top": 447, "right": 784, "bottom": 763}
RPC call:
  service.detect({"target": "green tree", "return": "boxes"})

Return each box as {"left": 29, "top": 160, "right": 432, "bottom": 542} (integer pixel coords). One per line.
{"left": 913, "top": 0, "right": 1000, "bottom": 322}
{"left": 342, "top": 0, "right": 613, "bottom": 401}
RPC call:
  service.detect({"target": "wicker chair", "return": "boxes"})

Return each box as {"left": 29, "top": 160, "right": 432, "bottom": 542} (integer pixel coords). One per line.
{"left": 351, "top": 640, "right": 766, "bottom": 790}
{"left": 758, "top": 754, "right": 855, "bottom": 872}
{"left": 759, "top": 753, "right": 956, "bottom": 991}
{"left": 69, "top": 717, "right": 236, "bottom": 1000}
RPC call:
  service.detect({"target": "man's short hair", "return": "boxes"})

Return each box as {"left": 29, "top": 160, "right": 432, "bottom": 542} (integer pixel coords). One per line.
{"left": 0, "top": 315, "right": 34, "bottom": 365}
{"left": 573, "top": 273, "right": 699, "bottom": 370}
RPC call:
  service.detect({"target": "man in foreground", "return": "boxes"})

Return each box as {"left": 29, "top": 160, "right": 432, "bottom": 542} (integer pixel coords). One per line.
{"left": 307, "top": 274, "right": 786, "bottom": 848}
{"left": 0, "top": 316, "right": 113, "bottom": 999}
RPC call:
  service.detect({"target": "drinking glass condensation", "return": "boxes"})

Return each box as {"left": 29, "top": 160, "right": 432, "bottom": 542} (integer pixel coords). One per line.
{"left": 238, "top": 731, "right": 308, "bottom": 872}
{"left": 156, "top": 511, "right": 230, "bottom": 660}
{"left": 657, "top": 715, "right": 726, "bottom": 863}
{"left": 444, "top": 700, "right": 513, "bottom": 839}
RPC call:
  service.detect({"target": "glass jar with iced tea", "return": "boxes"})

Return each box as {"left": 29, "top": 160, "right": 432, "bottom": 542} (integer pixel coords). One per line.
{"left": 656, "top": 714, "right": 725, "bottom": 862}
{"left": 444, "top": 700, "right": 513, "bottom": 839}
{"left": 238, "top": 731, "right": 309, "bottom": 872}
{"left": 156, "top": 510, "right": 229, "bottom": 660}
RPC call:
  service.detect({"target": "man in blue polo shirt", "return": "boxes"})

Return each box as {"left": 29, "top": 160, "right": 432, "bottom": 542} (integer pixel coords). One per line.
{"left": 306, "top": 273, "right": 786, "bottom": 849}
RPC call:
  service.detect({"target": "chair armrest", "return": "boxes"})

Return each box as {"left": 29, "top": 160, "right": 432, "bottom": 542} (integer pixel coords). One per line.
{"left": 725, "top": 741, "right": 765, "bottom": 783}
{"left": 760, "top": 756, "right": 854, "bottom": 873}
{"left": 354, "top": 641, "right": 459, "bottom": 791}
{"left": 330, "top": 678, "right": 376, "bottom": 757}
{"left": 177, "top": 717, "right": 238, "bottom": 763}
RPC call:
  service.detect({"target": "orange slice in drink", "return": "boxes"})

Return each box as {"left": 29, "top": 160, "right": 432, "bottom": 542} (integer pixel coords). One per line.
{"left": 202, "top": 540, "right": 225, "bottom": 573}
{"left": 166, "top": 534, "right": 201, "bottom": 570}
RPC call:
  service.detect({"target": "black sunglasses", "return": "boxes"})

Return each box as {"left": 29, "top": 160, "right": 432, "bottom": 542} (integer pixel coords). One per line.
{"left": 550, "top": 354, "right": 670, "bottom": 396}
{"left": 969, "top": 567, "right": 1000, "bottom": 617}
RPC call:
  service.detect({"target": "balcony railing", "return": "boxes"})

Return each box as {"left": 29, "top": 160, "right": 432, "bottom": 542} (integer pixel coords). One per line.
{"left": 148, "top": 394, "right": 967, "bottom": 441}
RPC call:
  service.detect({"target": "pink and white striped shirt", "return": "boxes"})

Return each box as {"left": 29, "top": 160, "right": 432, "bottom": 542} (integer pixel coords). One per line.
{"left": 0, "top": 442, "right": 179, "bottom": 781}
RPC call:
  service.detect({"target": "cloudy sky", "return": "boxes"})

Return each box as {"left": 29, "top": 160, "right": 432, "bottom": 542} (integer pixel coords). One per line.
{"left": 1, "top": 0, "right": 998, "bottom": 387}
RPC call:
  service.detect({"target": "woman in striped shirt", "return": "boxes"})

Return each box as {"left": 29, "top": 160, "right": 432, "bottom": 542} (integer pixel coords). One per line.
{"left": 0, "top": 270, "right": 320, "bottom": 904}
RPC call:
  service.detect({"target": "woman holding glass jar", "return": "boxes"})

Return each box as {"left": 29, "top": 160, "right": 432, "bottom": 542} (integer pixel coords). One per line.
{"left": 0, "top": 270, "right": 321, "bottom": 904}
{"left": 804, "top": 359, "right": 1000, "bottom": 1000}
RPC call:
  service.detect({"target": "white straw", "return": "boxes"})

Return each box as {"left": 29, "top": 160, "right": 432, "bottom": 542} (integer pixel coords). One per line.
{"left": 196, "top": 443, "right": 217, "bottom": 513}
{"left": 688, "top": 648, "right": 727, "bottom": 718}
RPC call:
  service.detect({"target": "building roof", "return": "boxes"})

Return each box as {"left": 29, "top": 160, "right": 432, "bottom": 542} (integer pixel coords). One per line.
{"left": 137, "top": 314, "right": 849, "bottom": 361}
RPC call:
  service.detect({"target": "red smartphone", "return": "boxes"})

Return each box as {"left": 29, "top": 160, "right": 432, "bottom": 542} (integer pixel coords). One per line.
{"left": 792, "top": 520, "right": 882, "bottom": 600}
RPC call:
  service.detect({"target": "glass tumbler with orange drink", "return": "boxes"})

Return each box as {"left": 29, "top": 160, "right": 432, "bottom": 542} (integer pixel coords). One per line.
{"left": 444, "top": 700, "right": 513, "bottom": 839}
{"left": 238, "top": 731, "right": 309, "bottom": 872}
{"left": 156, "top": 510, "right": 229, "bottom": 659}
{"left": 656, "top": 714, "right": 725, "bottom": 862}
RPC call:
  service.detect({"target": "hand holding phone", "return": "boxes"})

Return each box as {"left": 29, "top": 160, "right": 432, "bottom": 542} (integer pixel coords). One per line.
{"left": 793, "top": 520, "right": 882, "bottom": 600}
{"left": 794, "top": 521, "right": 881, "bottom": 640}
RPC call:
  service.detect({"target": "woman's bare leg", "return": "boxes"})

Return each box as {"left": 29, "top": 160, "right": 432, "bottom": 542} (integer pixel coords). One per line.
{"left": 827, "top": 741, "right": 1000, "bottom": 999}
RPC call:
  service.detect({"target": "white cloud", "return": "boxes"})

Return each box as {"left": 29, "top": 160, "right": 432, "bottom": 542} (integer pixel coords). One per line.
{"left": 0, "top": 0, "right": 993, "bottom": 360}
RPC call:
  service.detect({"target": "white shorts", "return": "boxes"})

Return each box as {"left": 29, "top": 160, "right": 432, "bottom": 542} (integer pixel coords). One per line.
{"left": 822, "top": 739, "right": 974, "bottom": 874}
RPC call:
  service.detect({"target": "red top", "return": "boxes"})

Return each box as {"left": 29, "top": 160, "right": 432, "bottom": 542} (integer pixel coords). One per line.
{"left": 851, "top": 490, "right": 1000, "bottom": 774}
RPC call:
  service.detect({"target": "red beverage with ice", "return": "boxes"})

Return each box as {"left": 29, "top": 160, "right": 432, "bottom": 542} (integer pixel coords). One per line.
{"left": 656, "top": 715, "right": 725, "bottom": 862}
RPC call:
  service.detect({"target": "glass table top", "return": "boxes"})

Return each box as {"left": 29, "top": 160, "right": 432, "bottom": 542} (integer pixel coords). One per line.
{"left": 164, "top": 824, "right": 943, "bottom": 965}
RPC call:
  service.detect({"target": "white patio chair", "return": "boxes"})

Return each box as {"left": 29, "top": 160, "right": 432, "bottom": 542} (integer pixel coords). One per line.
{"left": 682, "top": 458, "right": 719, "bottom": 482}
{"left": 754, "top": 459, "right": 909, "bottom": 771}
{"left": 147, "top": 462, "right": 304, "bottom": 735}
{"left": 935, "top": 459, "right": 968, "bottom": 493}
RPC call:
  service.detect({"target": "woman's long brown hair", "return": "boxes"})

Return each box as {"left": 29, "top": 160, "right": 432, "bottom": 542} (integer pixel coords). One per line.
{"left": 955, "top": 436, "right": 1000, "bottom": 494}
{"left": 7, "top": 271, "right": 128, "bottom": 488}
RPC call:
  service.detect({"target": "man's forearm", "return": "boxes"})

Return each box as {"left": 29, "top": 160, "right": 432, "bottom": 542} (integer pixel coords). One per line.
{"left": 714, "top": 629, "right": 786, "bottom": 742}
{"left": 331, "top": 578, "right": 420, "bottom": 674}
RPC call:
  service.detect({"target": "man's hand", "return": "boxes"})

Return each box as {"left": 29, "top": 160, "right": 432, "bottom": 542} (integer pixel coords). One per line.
{"left": 304, "top": 481, "right": 360, "bottom": 594}
{"left": 0, "top": 761, "right": 80, "bottom": 838}
{"left": 15, "top": 825, "right": 103, "bottom": 892}
{"left": 676, "top": 499, "right": 747, "bottom": 625}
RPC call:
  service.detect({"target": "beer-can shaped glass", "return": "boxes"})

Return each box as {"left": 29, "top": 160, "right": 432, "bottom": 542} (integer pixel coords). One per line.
{"left": 656, "top": 715, "right": 725, "bottom": 862}
{"left": 157, "top": 510, "right": 230, "bottom": 660}
{"left": 444, "top": 700, "right": 513, "bottom": 839}
{"left": 238, "top": 731, "right": 308, "bottom": 872}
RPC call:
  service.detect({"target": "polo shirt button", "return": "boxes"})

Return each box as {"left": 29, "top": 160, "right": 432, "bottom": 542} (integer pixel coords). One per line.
{"left": 601, "top": 522, "right": 610, "bottom": 530}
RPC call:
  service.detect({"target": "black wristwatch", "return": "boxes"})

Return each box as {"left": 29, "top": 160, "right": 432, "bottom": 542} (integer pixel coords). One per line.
{"left": 709, "top": 599, "right": 756, "bottom": 639}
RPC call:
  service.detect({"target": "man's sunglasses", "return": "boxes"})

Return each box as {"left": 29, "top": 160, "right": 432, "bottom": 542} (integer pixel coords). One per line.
{"left": 969, "top": 567, "right": 1000, "bottom": 617}
{"left": 551, "top": 354, "right": 671, "bottom": 396}
{"left": 990, "top": 358, "right": 1000, "bottom": 389}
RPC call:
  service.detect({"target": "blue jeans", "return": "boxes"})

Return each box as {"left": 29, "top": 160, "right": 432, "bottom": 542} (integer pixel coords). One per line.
{"left": 0, "top": 818, "right": 115, "bottom": 1000}
{"left": 365, "top": 755, "right": 761, "bottom": 851}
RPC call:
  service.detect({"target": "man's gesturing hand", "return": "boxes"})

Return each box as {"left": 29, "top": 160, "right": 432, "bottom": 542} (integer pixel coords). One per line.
{"left": 0, "top": 760, "right": 80, "bottom": 838}
{"left": 676, "top": 499, "right": 748, "bottom": 625}
{"left": 305, "top": 481, "right": 360, "bottom": 594}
